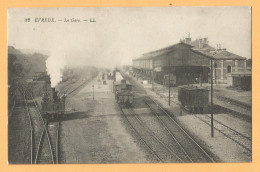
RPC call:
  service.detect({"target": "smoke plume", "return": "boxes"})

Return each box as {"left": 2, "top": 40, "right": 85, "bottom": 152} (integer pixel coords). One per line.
{"left": 46, "top": 51, "right": 67, "bottom": 87}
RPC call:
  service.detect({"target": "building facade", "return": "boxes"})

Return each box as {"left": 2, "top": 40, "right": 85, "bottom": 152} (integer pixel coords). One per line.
{"left": 132, "top": 36, "right": 247, "bottom": 86}
{"left": 181, "top": 36, "right": 247, "bottom": 84}
{"left": 132, "top": 42, "right": 212, "bottom": 86}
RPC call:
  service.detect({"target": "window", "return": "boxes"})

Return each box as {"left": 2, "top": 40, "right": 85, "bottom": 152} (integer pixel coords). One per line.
{"left": 227, "top": 65, "right": 232, "bottom": 73}
{"left": 214, "top": 62, "right": 218, "bottom": 68}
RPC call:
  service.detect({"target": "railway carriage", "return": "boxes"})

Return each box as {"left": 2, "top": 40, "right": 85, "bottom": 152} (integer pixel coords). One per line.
{"left": 114, "top": 79, "right": 134, "bottom": 106}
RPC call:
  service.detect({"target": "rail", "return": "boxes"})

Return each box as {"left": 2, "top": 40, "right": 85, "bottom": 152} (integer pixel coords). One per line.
{"left": 22, "top": 89, "right": 33, "bottom": 164}
{"left": 144, "top": 100, "right": 192, "bottom": 162}
{"left": 146, "top": 97, "right": 215, "bottom": 162}
{"left": 128, "top": 108, "right": 184, "bottom": 162}
{"left": 29, "top": 91, "right": 55, "bottom": 164}
{"left": 121, "top": 71, "right": 215, "bottom": 162}
{"left": 119, "top": 107, "right": 162, "bottom": 162}
{"left": 194, "top": 114, "right": 252, "bottom": 153}
{"left": 21, "top": 84, "right": 55, "bottom": 164}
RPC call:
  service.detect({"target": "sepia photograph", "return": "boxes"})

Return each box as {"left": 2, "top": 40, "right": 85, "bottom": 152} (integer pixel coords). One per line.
{"left": 7, "top": 7, "right": 251, "bottom": 164}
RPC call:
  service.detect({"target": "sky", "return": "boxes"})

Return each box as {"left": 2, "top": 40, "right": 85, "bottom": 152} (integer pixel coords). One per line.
{"left": 8, "top": 7, "right": 251, "bottom": 86}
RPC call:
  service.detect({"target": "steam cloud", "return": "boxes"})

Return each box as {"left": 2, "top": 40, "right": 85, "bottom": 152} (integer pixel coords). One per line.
{"left": 45, "top": 46, "right": 123, "bottom": 88}
{"left": 46, "top": 51, "right": 67, "bottom": 87}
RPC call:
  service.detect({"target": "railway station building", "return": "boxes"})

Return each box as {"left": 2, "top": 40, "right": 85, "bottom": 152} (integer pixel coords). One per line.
{"left": 132, "top": 36, "right": 247, "bottom": 86}
{"left": 132, "top": 42, "right": 213, "bottom": 86}
{"left": 182, "top": 36, "right": 247, "bottom": 84}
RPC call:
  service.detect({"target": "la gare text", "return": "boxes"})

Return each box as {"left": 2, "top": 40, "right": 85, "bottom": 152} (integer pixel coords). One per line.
{"left": 24, "top": 18, "right": 96, "bottom": 23}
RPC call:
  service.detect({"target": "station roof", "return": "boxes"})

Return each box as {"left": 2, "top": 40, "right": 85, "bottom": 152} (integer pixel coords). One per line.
{"left": 143, "top": 42, "right": 192, "bottom": 57}
{"left": 133, "top": 42, "right": 213, "bottom": 61}
{"left": 134, "top": 36, "right": 246, "bottom": 63}
{"left": 188, "top": 38, "right": 246, "bottom": 60}
{"left": 211, "top": 50, "right": 246, "bottom": 60}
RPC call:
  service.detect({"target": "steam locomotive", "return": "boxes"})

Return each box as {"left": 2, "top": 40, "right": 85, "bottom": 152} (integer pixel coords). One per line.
{"left": 113, "top": 72, "right": 134, "bottom": 106}
{"left": 41, "top": 87, "right": 66, "bottom": 119}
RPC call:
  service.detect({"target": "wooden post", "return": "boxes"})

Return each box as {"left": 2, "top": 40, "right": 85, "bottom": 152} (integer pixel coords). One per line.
{"left": 92, "top": 85, "right": 94, "bottom": 100}
{"left": 168, "top": 57, "right": 170, "bottom": 106}
{"left": 214, "top": 61, "right": 217, "bottom": 85}
{"left": 211, "top": 59, "right": 214, "bottom": 137}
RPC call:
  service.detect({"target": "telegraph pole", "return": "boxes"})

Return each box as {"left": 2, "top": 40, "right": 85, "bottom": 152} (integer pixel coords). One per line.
{"left": 211, "top": 59, "right": 214, "bottom": 137}
{"left": 152, "top": 60, "right": 154, "bottom": 91}
{"left": 214, "top": 61, "right": 217, "bottom": 85}
{"left": 92, "top": 85, "right": 94, "bottom": 100}
{"left": 151, "top": 70, "right": 154, "bottom": 91}
{"left": 168, "top": 56, "right": 171, "bottom": 106}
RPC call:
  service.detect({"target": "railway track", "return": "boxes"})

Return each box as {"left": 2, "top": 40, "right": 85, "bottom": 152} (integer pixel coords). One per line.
{"left": 194, "top": 114, "right": 252, "bottom": 153}
{"left": 121, "top": 71, "right": 215, "bottom": 162}
{"left": 47, "top": 121, "right": 60, "bottom": 163}
{"left": 122, "top": 109, "right": 192, "bottom": 163}
{"left": 120, "top": 98, "right": 215, "bottom": 162}
{"left": 59, "top": 74, "right": 99, "bottom": 97}
{"left": 21, "top": 85, "right": 59, "bottom": 164}
{"left": 22, "top": 89, "right": 34, "bottom": 164}
{"left": 144, "top": 97, "right": 215, "bottom": 162}
{"left": 130, "top": 107, "right": 196, "bottom": 162}
{"left": 127, "top": 107, "right": 189, "bottom": 162}
{"left": 120, "top": 107, "right": 162, "bottom": 162}
{"left": 142, "top": 101, "right": 193, "bottom": 162}
{"left": 35, "top": 128, "right": 54, "bottom": 164}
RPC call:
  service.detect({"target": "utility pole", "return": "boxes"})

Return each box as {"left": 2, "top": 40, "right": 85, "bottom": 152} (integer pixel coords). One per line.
{"left": 211, "top": 59, "right": 214, "bottom": 137}
{"left": 92, "top": 85, "right": 94, "bottom": 100}
{"left": 151, "top": 70, "right": 153, "bottom": 91}
{"left": 152, "top": 60, "right": 154, "bottom": 91}
{"left": 214, "top": 60, "right": 217, "bottom": 85}
{"left": 168, "top": 56, "right": 171, "bottom": 106}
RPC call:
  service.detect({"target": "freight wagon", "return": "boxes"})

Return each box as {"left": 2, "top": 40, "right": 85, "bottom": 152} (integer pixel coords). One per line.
{"left": 178, "top": 85, "right": 209, "bottom": 113}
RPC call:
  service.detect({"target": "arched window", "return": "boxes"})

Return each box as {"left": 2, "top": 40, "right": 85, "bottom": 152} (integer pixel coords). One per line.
{"left": 214, "top": 62, "right": 218, "bottom": 68}
{"left": 227, "top": 65, "right": 232, "bottom": 73}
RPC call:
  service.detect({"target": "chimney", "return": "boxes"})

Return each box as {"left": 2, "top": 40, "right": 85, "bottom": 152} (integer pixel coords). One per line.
{"left": 217, "top": 44, "right": 222, "bottom": 50}
{"left": 203, "top": 38, "right": 208, "bottom": 44}
{"left": 185, "top": 37, "right": 191, "bottom": 44}
{"left": 198, "top": 39, "right": 203, "bottom": 49}
{"left": 185, "top": 32, "right": 191, "bottom": 44}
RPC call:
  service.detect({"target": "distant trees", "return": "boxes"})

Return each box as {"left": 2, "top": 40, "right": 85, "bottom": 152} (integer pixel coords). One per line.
{"left": 8, "top": 54, "right": 24, "bottom": 85}
{"left": 8, "top": 46, "right": 48, "bottom": 85}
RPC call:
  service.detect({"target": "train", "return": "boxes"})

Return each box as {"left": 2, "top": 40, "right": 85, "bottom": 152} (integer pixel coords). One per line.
{"left": 113, "top": 71, "right": 134, "bottom": 106}
{"left": 41, "top": 87, "right": 66, "bottom": 119}
{"left": 178, "top": 85, "right": 209, "bottom": 113}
